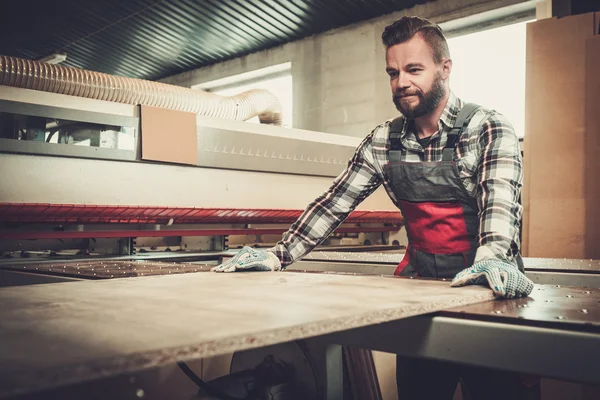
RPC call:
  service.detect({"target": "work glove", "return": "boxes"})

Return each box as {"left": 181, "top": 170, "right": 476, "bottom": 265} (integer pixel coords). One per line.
{"left": 211, "top": 246, "right": 281, "bottom": 273}
{"left": 451, "top": 259, "right": 534, "bottom": 299}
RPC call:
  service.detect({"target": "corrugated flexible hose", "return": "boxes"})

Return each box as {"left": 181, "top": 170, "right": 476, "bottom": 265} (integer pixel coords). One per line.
{"left": 0, "top": 55, "right": 282, "bottom": 125}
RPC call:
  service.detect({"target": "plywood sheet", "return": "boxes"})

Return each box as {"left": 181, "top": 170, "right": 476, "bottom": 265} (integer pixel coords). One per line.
{"left": 140, "top": 105, "right": 198, "bottom": 165}
{"left": 528, "top": 198, "right": 585, "bottom": 257}
{"left": 344, "top": 346, "right": 382, "bottom": 400}
{"left": 523, "top": 14, "right": 595, "bottom": 258}
{"left": 0, "top": 272, "right": 492, "bottom": 398}
{"left": 585, "top": 35, "right": 600, "bottom": 259}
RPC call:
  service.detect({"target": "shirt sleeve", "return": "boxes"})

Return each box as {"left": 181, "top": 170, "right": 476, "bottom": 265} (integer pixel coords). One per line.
{"left": 474, "top": 112, "right": 524, "bottom": 264}
{"left": 268, "top": 132, "right": 383, "bottom": 268}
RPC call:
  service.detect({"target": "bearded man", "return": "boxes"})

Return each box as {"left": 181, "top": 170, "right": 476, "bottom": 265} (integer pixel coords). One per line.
{"left": 213, "top": 16, "right": 538, "bottom": 400}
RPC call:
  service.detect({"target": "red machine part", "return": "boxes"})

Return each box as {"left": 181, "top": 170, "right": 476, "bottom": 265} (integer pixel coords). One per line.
{"left": 0, "top": 227, "right": 399, "bottom": 240}
{"left": 0, "top": 203, "right": 402, "bottom": 224}
{"left": 0, "top": 203, "right": 403, "bottom": 239}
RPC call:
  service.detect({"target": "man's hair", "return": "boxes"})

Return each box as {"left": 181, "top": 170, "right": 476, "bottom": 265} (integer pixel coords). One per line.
{"left": 381, "top": 16, "right": 450, "bottom": 64}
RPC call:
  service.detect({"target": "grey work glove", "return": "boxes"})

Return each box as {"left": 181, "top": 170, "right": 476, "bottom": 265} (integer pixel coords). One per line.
{"left": 211, "top": 246, "right": 282, "bottom": 273}
{"left": 451, "top": 259, "right": 534, "bottom": 298}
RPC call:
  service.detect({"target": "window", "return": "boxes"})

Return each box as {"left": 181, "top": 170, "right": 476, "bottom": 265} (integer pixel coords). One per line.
{"left": 193, "top": 63, "right": 293, "bottom": 128}
{"left": 447, "top": 20, "right": 533, "bottom": 138}
{"left": 0, "top": 112, "right": 135, "bottom": 150}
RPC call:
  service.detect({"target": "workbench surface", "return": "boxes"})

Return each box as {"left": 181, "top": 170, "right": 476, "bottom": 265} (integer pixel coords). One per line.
{"left": 0, "top": 271, "right": 492, "bottom": 397}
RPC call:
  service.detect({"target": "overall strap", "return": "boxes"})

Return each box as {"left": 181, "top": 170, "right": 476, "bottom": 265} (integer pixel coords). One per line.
{"left": 442, "top": 102, "right": 481, "bottom": 161}
{"left": 388, "top": 117, "right": 405, "bottom": 162}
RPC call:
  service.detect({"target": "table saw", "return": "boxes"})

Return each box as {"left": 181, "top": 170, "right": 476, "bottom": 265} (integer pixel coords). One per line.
{"left": 0, "top": 258, "right": 598, "bottom": 400}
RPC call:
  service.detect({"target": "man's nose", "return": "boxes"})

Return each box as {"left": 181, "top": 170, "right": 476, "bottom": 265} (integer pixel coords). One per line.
{"left": 396, "top": 72, "right": 411, "bottom": 91}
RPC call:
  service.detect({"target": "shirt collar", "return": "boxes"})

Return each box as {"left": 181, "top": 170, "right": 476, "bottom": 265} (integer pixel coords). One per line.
{"left": 440, "top": 92, "right": 463, "bottom": 130}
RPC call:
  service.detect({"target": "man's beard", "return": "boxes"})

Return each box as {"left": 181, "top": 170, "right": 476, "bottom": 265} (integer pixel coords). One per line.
{"left": 393, "top": 75, "right": 446, "bottom": 119}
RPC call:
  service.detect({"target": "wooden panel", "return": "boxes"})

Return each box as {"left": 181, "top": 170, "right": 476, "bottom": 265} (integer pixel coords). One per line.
{"left": 529, "top": 199, "right": 585, "bottom": 257}
{"left": 343, "top": 346, "right": 382, "bottom": 400}
{"left": 140, "top": 105, "right": 198, "bottom": 165}
{"left": 523, "top": 14, "right": 595, "bottom": 257}
{"left": 372, "top": 351, "right": 398, "bottom": 400}
{"left": 585, "top": 35, "right": 600, "bottom": 259}
{"left": 0, "top": 272, "right": 492, "bottom": 398}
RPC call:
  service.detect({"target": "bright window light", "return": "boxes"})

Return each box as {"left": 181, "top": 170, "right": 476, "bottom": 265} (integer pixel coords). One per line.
{"left": 447, "top": 20, "right": 533, "bottom": 137}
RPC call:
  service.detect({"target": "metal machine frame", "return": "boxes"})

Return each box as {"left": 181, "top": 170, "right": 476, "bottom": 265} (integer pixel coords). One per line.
{"left": 0, "top": 86, "right": 401, "bottom": 258}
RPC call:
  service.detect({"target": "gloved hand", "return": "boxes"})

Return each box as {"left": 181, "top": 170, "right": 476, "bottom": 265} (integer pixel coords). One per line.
{"left": 211, "top": 246, "right": 281, "bottom": 273}
{"left": 451, "top": 259, "right": 534, "bottom": 298}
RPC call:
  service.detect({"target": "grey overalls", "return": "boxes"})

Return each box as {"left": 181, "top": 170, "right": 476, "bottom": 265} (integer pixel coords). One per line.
{"left": 385, "top": 103, "right": 523, "bottom": 278}
{"left": 388, "top": 103, "right": 531, "bottom": 400}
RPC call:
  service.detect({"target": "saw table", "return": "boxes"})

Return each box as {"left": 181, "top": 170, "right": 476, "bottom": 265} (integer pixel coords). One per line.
{"left": 0, "top": 266, "right": 599, "bottom": 399}
{"left": 294, "top": 252, "right": 600, "bottom": 288}
{"left": 0, "top": 271, "right": 493, "bottom": 398}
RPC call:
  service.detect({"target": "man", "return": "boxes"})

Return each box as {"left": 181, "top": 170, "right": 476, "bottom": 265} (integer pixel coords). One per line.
{"left": 213, "top": 16, "right": 537, "bottom": 399}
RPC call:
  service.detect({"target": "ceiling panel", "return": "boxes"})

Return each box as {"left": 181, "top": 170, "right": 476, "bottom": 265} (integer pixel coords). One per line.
{"left": 0, "top": 0, "right": 431, "bottom": 80}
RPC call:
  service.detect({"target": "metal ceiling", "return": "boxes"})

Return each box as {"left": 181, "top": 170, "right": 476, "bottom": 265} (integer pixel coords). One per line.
{"left": 0, "top": 0, "right": 430, "bottom": 81}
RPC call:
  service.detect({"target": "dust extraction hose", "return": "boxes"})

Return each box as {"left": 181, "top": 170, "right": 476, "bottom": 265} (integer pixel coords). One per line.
{"left": 0, "top": 55, "right": 282, "bottom": 125}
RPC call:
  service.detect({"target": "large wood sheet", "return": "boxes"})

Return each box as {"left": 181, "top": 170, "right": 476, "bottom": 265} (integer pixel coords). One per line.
{"left": 0, "top": 272, "right": 492, "bottom": 398}
{"left": 522, "top": 13, "right": 597, "bottom": 258}
{"left": 585, "top": 35, "right": 600, "bottom": 259}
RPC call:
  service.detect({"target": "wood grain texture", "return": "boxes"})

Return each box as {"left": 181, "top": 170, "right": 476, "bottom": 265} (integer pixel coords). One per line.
{"left": 585, "top": 35, "right": 600, "bottom": 259}
{"left": 0, "top": 271, "right": 493, "bottom": 398}
{"left": 523, "top": 14, "right": 596, "bottom": 258}
{"left": 343, "top": 346, "right": 382, "bottom": 400}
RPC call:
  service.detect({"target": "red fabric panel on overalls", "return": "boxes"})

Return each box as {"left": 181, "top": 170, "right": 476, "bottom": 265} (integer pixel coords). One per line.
{"left": 400, "top": 200, "right": 471, "bottom": 254}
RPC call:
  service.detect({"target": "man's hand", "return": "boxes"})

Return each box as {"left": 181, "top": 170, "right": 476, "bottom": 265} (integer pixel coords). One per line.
{"left": 451, "top": 259, "right": 534, "bottom": 298}
{"left": 211, "top": 246, "right": 282, "bottom": 273}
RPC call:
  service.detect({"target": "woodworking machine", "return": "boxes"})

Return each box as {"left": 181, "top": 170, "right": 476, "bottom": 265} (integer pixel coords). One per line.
{"left": 0, "top": 85, "right": 403, "bottom": 261}
{"left": 0, "top": 82, "right": 401, "bottom": 399}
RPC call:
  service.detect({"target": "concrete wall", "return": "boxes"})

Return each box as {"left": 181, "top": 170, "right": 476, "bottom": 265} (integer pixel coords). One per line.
{"left": 161, "top": 0, "right": 531, "bottom": 138}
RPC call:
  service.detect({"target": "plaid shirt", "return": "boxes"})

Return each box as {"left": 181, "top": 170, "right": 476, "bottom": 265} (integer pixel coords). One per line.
{"left": 270, "top": 92, "right": 523, "bottom": 268}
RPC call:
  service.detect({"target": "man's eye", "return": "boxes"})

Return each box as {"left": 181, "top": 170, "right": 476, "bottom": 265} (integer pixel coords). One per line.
{"left": 388, "top": 72, "right": 398, "bottom": 78}
{"left": 409, "top": 69, "right": 421, "bottom": 74}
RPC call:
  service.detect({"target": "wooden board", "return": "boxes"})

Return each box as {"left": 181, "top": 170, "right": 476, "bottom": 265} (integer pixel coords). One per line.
{"left": 585, "top": 35, "right": 600, "bottom": 259}
{"left": 343, "top": 346, "right": 382, "bottom": 400}
{"left": 522, "top": 13, "right": 596, "bottom": 258}
{"left": 0, "top": 272, "right": 493, "bottom": 398}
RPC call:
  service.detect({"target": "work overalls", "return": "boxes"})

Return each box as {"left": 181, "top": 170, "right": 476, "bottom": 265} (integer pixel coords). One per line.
{"left": 386, "top": 104, "right": 533, "bottom": 400}
{"left": 387, "top": 103, "right": 524, "bottom": 278}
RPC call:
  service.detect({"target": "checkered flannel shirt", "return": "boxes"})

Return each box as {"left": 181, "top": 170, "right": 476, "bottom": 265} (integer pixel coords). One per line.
{"left": 270, "top": 92, "right": 523, "bottom": 269}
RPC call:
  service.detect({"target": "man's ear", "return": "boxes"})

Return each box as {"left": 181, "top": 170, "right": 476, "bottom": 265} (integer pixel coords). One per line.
{"left": 440, "top": 58, "right": 452, "bottom": 80}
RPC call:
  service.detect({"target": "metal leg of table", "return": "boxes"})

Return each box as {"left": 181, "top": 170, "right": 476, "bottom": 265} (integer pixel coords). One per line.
{"left": 324, "top": 344, "right": 344, "bottom": 400}
{"left": 321, "top": 315, "right": 600, "bottom": 386}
